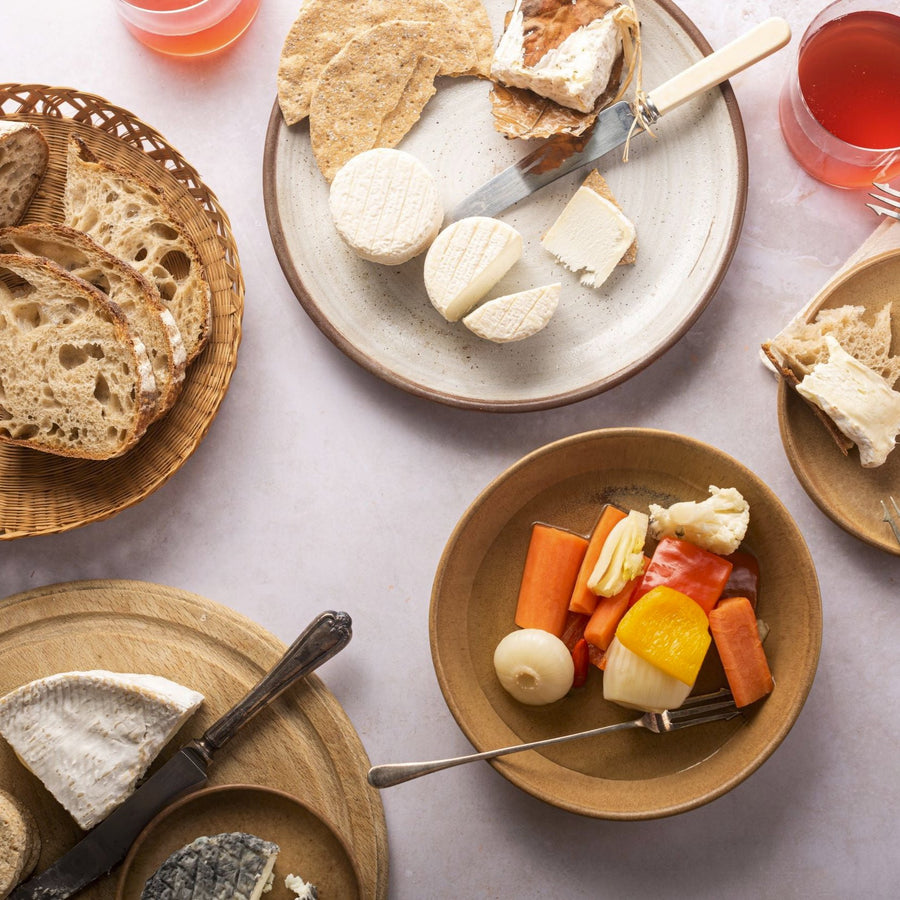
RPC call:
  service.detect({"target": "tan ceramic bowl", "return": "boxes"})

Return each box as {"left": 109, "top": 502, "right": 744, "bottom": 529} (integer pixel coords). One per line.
{"left": 430, "top": 429, "right": 821, "bottom": 819}
{"left": 777, "top": 247, "right": 900, "bottom": 555}
{"left": 117, "top": 785, "right": 363, "bottom": 898}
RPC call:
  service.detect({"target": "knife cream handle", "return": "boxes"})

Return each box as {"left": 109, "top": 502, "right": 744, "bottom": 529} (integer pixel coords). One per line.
{"left": 197, "top": 610, "right": 352, "bottom": 756}
{"left": 646, "top": 17, "right": 791, "bottom": 118}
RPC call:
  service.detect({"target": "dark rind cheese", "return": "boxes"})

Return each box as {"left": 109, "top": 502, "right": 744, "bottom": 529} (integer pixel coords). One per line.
{"left": 141, "top": 832, "right": 280, "bottom": 900}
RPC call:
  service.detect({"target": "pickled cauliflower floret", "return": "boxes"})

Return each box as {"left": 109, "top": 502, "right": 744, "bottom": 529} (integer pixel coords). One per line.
{"left": 648, "top": 485, "right": 749, "bottom": 555}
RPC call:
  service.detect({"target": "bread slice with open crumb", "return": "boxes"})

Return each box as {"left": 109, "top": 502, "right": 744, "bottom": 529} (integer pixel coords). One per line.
{"left": 0, "top": 121, "right": 49, "bottom": 228}
{"left": 0, "top": 223, "right": 187, "bottom": 420}
{"left": 0, "top": 253, "right": 157, "bottom": 459}
{"left": 63, "top": 137, "right": 211, "bottom": 364}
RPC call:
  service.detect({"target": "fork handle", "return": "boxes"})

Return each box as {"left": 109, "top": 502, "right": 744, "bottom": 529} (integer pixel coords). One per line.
{"left": 367, "top": 719, "right": 639, "bottom": 788}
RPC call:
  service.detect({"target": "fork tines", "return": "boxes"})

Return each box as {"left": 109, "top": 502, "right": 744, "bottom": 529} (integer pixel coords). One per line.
{"left": 867, "top": 181, "right": 900, "bottom": 221}
{"left": 880, "top": 496, "right": 900, "bottom": 546}
{"left": 666, "top": 688, "right": 740, "bottom": 725}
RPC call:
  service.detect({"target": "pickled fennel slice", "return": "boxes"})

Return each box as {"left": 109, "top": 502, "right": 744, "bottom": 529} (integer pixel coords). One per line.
{"left": 602, "top": 637, "right": 692, "bottom": 713}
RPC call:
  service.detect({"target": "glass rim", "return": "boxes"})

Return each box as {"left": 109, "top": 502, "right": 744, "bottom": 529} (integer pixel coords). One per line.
{"left": 789, "top": 3, "right": 900, "bottom": 156}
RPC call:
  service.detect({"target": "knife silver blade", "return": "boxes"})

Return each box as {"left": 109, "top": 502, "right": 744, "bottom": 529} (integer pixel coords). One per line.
{"left": 10, "top": 609, "right": 353, "bottom": 900}
{"left": 449, "top": 16, "right": 791, "bottom": 222}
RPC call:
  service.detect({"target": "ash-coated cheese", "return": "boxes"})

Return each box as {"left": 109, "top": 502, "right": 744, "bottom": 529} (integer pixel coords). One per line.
{"left": 463, "top": 282, "right": 560, "bottom": 342}
{"left": 141, "top": 832, "right": 279, "bottom": 900}
{"left": 541, "top": 184, "right": 635, "bottom": 288}
{"left": 329, "top": 148, "right": 443, "bottom": 265}
{"left": 0, "top": 671, "right": 203, "bottom": 830}
{"left": 424, "top": 217, "right": 523, "bottom": 321}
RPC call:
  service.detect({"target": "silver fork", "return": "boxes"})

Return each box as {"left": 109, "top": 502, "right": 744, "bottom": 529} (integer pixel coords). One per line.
{"left": 866, "top": 182, "right": 900, "bottom": 221}
{"left": 367, "top": 689, "right": 741, "bottom": 788}
{"left": 880, "top": 496, "right": 900, "bottom": 546}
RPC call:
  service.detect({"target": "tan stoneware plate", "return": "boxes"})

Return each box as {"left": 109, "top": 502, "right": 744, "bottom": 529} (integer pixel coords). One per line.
{"left": 0, "top": 84, "right": 243, "bottom": 539}
{"left": 263, "top": 0, "right": 747, "bottom": 411}
{"left": 430, "top": 429, "right": 821, "bottom": 819}
{"left": 777, "top": 248, "right": 900, "bottom": 556}
{"left": 0, "top": 581, "right": 388, "bottom": 899}
{"left": 117, "top": 785, "right": 363, "bottom": 899}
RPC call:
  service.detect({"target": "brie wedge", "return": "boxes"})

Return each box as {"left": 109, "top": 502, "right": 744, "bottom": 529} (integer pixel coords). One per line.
{"left": 141, "top": 832, "right": 279, "bottom": 900}
{"left": 463, "top": 282, "right": 560, "bottom": 342}
{"left": 0, "top": 671, "right": 203, "bottom": 830}
{"left": 329, "top": 148, "right": 443, "bottom": 265}
{"left": 541, "top": 181, "right": 635, "bottom": 288}
{"left": 424, "top": 217, "right": 523, "bottom": 321}
{"left": 491, "top": 0, "right": 622, "bottom": 112}
{"left": 796, "top": 335, "right": 900, "bottom": 467}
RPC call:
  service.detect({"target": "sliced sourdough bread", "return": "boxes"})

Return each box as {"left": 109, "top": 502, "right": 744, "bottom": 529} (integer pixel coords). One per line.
{"left": 63, "top": 137, "right": 211, "bottom": 364}
{"left": 0, "top": 120, "right": 49, "bottom": 228}
{"left": 0, "top": 253, "right": 157, "bottom": 459}
{"left": 0, "top": 223, "right": 187, "bottom": 420}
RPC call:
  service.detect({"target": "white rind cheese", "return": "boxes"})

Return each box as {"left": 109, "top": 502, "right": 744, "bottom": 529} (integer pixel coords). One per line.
{"left": 541, "top": 185, "right": 635, "bottom": 288}
{"left": 329, "top": 148, "right": 443, "bottom": 265}
{"left": 797, "top": 335, "right": 900, "bottom": 467}
{"left": 141, "top": 832, "right": 279, "bottom": 900}
{"left": 285, "top": 873, "right": 319, "bottom": 899}
{"left": 0, "top": 671, "right": 203, "bottom": 830}
{"left": 463, "top": 282, "right": 560, "bottom": 342}
{"left": 424, "top": 217, "right": 523, "bottom": 321}
{"left": 491, "top": 2, "right": 622, "bottom": 113}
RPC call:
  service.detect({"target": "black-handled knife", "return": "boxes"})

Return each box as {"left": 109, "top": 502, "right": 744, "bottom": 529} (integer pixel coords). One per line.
{"left": 11, "top": 609, "right": 353, "bottom": 900}
{"left": 449, "top": 17, "right": 791, "bottom": 222}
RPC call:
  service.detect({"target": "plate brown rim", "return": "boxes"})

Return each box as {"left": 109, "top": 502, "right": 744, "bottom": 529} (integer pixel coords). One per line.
{"left": 775, "top": 247, "right": 900, "bottom": 556}
{"left": 116, "top": 783, "right": 364, "bottom": 899}
{"left": 429, "top": 428, "right": 821, "bottom": 818}
{"left": 261, "top": 1, "right": 748, "bottom": 412}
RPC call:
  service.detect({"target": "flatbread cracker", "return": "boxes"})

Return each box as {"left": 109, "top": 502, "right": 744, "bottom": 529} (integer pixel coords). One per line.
{"left": 278, "top": 0, "right": 491, "bottom": 126}
{"left": 309, "top": 21, "right": 442, "bottom": 181}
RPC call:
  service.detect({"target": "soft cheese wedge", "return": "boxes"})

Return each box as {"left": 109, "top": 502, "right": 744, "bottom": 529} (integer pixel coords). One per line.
{"left": 796, "top": 335, "right": 900, "bottom": 467}
{"left": 542, "top": 175, "right": 636, "bottom": 288}
{"left": 0, "top": 671, "right": 203, "bottom": 830}
{"left": 463, "top": 282, "right": 561, "bottom": 342}
{"left": 329, "top": 148, "right": 443, "bottom": 265}
{"left": 491, "top": 0, "right": 623, "bottom": 112}
{"left": 142, "top": 832, "right": 279, "bottom": 900}
{"left": 425, "top": 217, "right": 523, "bottom": 321}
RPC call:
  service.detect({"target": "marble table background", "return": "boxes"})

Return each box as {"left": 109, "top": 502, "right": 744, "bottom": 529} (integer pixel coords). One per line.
{"left": 0, "top": 2, "right": 896, "bottom": 897}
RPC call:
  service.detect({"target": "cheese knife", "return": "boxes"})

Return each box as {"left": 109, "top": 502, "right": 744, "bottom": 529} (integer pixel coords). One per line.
{"left": 449, "top": 16, "right": 791, "bottom": 222}
{"left": 10, "top": 609, "right": 353, "bottom": 900}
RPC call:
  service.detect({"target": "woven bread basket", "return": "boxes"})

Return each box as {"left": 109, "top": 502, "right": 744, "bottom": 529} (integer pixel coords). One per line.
{"left": 0, "top": 84, "right": 243, "bottom": 538}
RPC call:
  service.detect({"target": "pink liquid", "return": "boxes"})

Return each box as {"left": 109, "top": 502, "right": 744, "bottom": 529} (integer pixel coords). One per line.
{"left": 120, "top": 0, "right": 260, "bottom": 57}
{"left": 779, "top": 10, "right": 900, "bottom": 187}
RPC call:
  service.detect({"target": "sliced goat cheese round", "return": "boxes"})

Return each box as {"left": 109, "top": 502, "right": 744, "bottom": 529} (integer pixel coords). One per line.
{"left": 541, "top": 184, "right": 636, "bottom": 289}
{"left": 424, "top": 216, "right": 523, "bottom": 321}
{"left": 463, "top": 282, "right": 560, "bottom": 343}
{"left": 329, "top": 148, "right": 443, "bottom": 265}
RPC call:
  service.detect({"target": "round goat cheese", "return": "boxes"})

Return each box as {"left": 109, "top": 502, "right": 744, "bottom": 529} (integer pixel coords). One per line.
{"left": 463, "top": 282, "right": 560, "bottom": 342}
{"left": 329, "top": 148, "right": 443, "bottom": 265}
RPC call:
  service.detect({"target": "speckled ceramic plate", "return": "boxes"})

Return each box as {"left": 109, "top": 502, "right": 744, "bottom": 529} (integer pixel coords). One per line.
{"left": 263, "top": 1, "right": 747, "bottom": 411}
{"left": 777, "top": 248, "right": 900, "bottom": 556}
{"left": 117, "top": 785, "right": 362, "bottom": 898}
{"left": 430, "top": 429, "right": 821, "bottom": 818}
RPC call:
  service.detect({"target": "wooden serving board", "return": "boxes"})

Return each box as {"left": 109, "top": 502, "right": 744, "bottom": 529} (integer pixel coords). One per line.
{"left": 0, "top": 581, "right": 388, "bottom": 899}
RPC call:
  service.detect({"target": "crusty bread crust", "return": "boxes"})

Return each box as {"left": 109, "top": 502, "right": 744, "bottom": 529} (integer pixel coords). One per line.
{"left": 0, "top": 253, "right": 157, "bottom": 459}
{"left": 0, "top": 121, "right": 49, "bottom": 228}
{"left": 63, "top": 137, "right": 211, "bottom": 364}
{"left": 0, "top": 223, "right": 187, "bottom": 420}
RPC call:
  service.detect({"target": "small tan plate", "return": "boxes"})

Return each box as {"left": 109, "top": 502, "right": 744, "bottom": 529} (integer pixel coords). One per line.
{"left": 777, "top": 248, "right": 900, "bottom": 556}
{"left": 117, "top": 785, "right": 362, "bottom": 898}
{"left": 430, "top": 428, "right": 821, "bottom": 819}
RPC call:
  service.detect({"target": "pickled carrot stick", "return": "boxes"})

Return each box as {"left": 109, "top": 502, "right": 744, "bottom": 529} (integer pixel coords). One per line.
{"left": 582, "top": 559, "right": 648, "bottom": 651}
{"left": 568, "top": 505, "right": 627, "bottom": 615}
{"left": 709, "top": 596, "right": 774, "bottom": 708}
{"left": 514, "top": 524, "right": 589, "bottom": 637}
